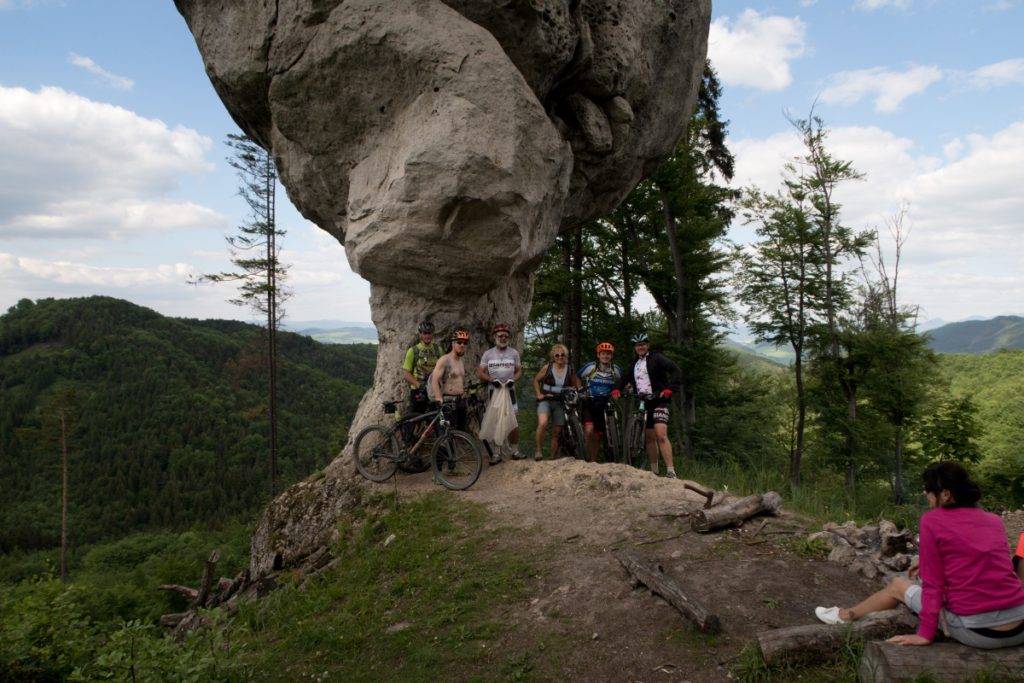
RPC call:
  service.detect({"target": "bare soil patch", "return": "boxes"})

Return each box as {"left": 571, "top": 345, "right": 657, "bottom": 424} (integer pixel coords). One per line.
{"left": 391, "top": 459, "right": 883, "bottom": 680}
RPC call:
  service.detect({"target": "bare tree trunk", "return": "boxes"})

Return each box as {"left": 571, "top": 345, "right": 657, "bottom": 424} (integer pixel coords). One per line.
{"left": 844, "top": 383, "right": 857, "bottom": 492}
{"left": 893, "top": 426, "right": 905, "bottom": 504}
{"left": 660, "top": 190, "right": 694, "bottom": 459}
{"left": 621, "top": 229, "right": 633, "bottom": 330}
{"left": 569, "top": 224, "right": 584, "bottom": 368}
{"left": 792, "top": 353, "right": 805, "bottom": 487}
{"left": 59, "top": 407, "right": 68, "bottom": 584}
{"left": 266, "top": 153, "right": 279, "bottom": 496}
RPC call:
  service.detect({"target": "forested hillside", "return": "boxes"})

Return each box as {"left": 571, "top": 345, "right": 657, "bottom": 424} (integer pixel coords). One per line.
{"left": 938, "top": 349, "right": 1024, "bottom": 503}
{"left": 0, "top": 297, "right": 375, "bottom": 553}
{"left": 926, "top": 316, "right": 1024, "bottom": 353}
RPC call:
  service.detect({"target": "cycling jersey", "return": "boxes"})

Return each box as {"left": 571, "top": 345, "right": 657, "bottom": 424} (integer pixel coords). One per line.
{"left": 578, "top": 361, "right": 621, "bottom": 398}
{"left": 403, "top": 341, "right": 444, "bottom": 382}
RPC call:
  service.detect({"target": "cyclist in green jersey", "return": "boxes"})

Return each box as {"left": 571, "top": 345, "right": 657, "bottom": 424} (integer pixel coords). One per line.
{"left": 402, "top": 321, "right": 444, "bottom": 414}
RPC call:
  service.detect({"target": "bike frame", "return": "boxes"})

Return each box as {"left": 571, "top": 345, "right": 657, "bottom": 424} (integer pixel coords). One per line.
{"left": 392, "top": 407, "right": 449, "bottom": 461}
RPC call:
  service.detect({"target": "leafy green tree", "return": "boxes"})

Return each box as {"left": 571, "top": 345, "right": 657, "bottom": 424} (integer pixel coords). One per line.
{"left": 917, "top": 395, "right": 984, "bottom": 465}
{"left": 787, "top": 113, "right": 873, "bottom": 491}
{"left": 194, "top": 134, "right": 288, "bottom": 494}
{"left": 737, "top": 189, "right": 823, "bottom": 486}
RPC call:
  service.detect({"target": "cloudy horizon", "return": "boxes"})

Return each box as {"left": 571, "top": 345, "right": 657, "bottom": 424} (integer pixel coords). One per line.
{"left": 1, "top": 0, "right": 1022, "bottom": 326}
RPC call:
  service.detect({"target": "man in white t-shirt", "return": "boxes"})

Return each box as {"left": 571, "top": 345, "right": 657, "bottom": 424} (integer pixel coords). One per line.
{"left": 477, "top": 322, "right": 523, "bottom": 461}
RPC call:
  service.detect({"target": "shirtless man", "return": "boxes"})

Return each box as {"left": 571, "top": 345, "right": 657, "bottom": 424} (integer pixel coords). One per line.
{"left": 430, "top": 328, "right": 470, "bottom": 430}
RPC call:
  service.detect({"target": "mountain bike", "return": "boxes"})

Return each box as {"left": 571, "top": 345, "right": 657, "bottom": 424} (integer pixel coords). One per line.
{"left": 463, "top": 381, "right": 495, "bottom": 463}
{"left": 601, "top": 397, "right": 623, "bottom": 463}
{"left": 354, "top": 399, "right": 483, "bottom": 490}
{"left": 547, "top": 388, "right": 586, "bottom": 460}
{"left": 623, "top": 393, "right": 657, "bottom": 468}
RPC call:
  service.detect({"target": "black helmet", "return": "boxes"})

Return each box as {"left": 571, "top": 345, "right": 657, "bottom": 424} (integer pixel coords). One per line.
{"left": 418, "top": 321, "right": 435, "bottom": 334}
{"left": 631, "top": 331, "right": 649, "bottom": 344}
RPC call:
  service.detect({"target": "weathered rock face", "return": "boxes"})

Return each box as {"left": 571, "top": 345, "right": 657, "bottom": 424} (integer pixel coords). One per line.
{"left": 174, "top": 0, "right": 711, "bottom": 578}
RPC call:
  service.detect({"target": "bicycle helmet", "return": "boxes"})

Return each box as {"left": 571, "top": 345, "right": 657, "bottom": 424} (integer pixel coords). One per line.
{"left": 630, "top": 331, "right": 649, "bottom": 344}
{"left": 596, "top": 342, "right": 615, "bottom": 353}
{"left": 452, "top": 328, "right": 471, "bottom": 343}
{"left": 418, "top": 321, "right": 435, "bottom": 334}
{"left": 491, "top": 322, "right": 510, "bottom": 335}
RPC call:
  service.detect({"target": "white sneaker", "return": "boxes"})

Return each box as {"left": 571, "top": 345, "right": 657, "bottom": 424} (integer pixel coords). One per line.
{"left": 814, "top": 606, "right": 847, "bottom": 625}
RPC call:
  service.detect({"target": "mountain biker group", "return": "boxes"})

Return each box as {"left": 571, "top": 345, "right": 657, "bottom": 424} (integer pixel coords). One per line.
{"left": 401, "top": 322, "right": 682, "bottom": 476}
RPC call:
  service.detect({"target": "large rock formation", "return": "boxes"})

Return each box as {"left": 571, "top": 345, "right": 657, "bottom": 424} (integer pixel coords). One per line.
{"left": 174, "top": 0, "right": 711, "bottom": 578}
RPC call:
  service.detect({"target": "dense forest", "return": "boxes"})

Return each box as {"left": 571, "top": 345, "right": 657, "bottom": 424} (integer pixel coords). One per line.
{"left": 0, "top": 296, "right": 375, "bottom": 553}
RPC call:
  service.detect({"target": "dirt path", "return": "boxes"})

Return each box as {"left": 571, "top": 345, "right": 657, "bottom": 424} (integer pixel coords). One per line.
{"left": 392, "top": 459, "right": 882, "bottom": 681}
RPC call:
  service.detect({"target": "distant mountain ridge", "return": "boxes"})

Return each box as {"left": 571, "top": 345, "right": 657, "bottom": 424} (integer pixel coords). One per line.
{"left": 925, "top": 315, "right": 1024, "bottom": 354}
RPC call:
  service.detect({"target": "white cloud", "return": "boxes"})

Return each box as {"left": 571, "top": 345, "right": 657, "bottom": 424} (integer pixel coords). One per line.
{"left": 854, "top": 0, "right": 910, "bottom": 10}
{"left": 68, "top": 53, "right": 133, "bottom": 90}
{"left": 0, "top": 85, "right": 223, "bottom": 239}
{"left": 967, "top": 58, "right": 1024, "bottom": 89}
{"left": 820, "top": 65, "right": 943, "bottom": 112}
{"left": 982, "top": 1, "right": 1019, "bottom": 11}
{"left": 0, "top": 0, "right": 64, "bottom": 9}
{"left": 730, "top": 120, "right": 1024, "bottom": 319}
{"left": 708, "top": 10, "right": 807, "bottom": 92}
{"left": 0, "top": 252, "right": 193, "bottom": 287}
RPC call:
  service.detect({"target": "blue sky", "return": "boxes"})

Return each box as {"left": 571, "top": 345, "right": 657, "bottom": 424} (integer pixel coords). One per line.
{"left": 1, "top": 0, "right": 1022, "bottom": 325}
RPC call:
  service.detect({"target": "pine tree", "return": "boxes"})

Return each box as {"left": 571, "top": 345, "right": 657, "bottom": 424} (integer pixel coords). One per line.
{"left": 195, "top": 134, "right": 288, "bottom": 495}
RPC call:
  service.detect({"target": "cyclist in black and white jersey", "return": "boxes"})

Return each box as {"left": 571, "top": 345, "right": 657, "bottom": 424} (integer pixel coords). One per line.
{"left": 613, "top": 331, "right": 681, "bottom": 477}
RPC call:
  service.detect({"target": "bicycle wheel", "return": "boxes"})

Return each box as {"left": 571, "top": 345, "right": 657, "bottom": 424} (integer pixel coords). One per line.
{"left": 556, "top": 416, "right": 585, "bottom": 460}
{"left": 625, "top": 415, "right": 647, "bottom": 468}
{"left": 604, "top": 406, "right": 622, "bottom": 463}
{"left": 432, "top": 430, "right": 483, "bottom": 490}
{"left": 354, "top": 425, "right": 400, "bottom": 482}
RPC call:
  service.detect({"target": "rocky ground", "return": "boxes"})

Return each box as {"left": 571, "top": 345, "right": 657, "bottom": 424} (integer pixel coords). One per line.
{"left": 391, "top": 459, "right": 892, "bottom": 681}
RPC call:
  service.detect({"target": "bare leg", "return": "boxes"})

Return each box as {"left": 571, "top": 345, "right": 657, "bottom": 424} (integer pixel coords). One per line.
{"left": 645, "top": 429, "right": 659, "bottom": 472}
{"left": 535, "top": 414, "right": 549, "bottom": 454}
{"left": 841, "top": 577, "right": 911, "bottom": 621}
{"left": 550, "top": 424, "right": 563, "bottom": 456}
{"left": 653, "top": 422, "right": 673, "bottom": 472}
{"left": 583, "top": 423, "right": 598, "bottom": 462}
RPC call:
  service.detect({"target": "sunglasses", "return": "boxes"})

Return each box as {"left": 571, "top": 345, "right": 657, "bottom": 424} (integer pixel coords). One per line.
{"left": 553, "top": 353, "right": 566, "bottom": 357}
{"left": 453, "top": 340, "right": 467, "bottom": 346}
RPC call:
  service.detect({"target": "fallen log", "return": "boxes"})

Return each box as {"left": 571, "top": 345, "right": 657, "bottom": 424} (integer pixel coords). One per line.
{"left": 616, "top": 550, "right": 721, "bottom": 634}
{"left": 159, "top": 612, "right": 188, "bottom": 629}
{"left": 158, "top": 584, "right": 198, "bottom": 601}
{"left": 758, "top": 608, "right": 915, "bottom": 666}
{"left": 859, "top": 640, "right": 1024, "bottom": 683}
{"left": 691, "top": 492, "right": 782, "bottom": 533}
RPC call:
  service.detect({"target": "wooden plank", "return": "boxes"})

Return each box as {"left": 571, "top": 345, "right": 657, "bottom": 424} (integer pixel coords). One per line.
{"left": 859, "top": 640, "right": 1024, "bottom": 682}
{"left": 616, "top": 550, "right": 721, "bottom": 634}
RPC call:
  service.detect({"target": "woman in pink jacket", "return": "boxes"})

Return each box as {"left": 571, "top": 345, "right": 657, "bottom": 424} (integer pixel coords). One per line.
{"left": 815, "top": 462, "right": 1024, "bottom": 648}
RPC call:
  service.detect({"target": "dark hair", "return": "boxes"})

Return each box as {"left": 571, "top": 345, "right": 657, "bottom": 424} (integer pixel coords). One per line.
{"left": 922, "top": 461, "right": 981, "bottom": 508}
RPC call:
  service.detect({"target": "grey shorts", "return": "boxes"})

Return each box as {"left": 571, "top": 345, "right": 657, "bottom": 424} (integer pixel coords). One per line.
{"left": 904, "top": 584, "right": 1024, "bottom": 649}
{"left": 537, "top": 399, "right": 566, "bottom": 426}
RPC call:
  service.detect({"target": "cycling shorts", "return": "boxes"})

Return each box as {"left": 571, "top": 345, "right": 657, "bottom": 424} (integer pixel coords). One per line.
{"left": 442, "top": 395, "right": 468, "bottom": 431}
{"left": 582, "top": 397, "right": 609, "bottom": 433}
{"left": 645, "top": 401, "right": 670, "bottom": 428}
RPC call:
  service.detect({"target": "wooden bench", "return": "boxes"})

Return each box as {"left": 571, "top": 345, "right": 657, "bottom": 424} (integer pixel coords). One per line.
{"left": 859, "top": 641, "right": 1024, "bottom": 682}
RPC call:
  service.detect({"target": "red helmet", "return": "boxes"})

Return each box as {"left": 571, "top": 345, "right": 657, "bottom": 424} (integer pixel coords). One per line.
{"left": 452, "top": 329, "right": 470, "bottom": 343}
{"left": 492, "top": 322, "right": 510, "bottom": 335}
{"left": 596, "top": 342, "right": 615, "bottom": 353}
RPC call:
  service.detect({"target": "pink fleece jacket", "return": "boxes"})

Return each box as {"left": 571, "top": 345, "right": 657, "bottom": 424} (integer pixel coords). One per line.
{"left": 917, "top": 506, "right": 1024, "bottom": 641}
